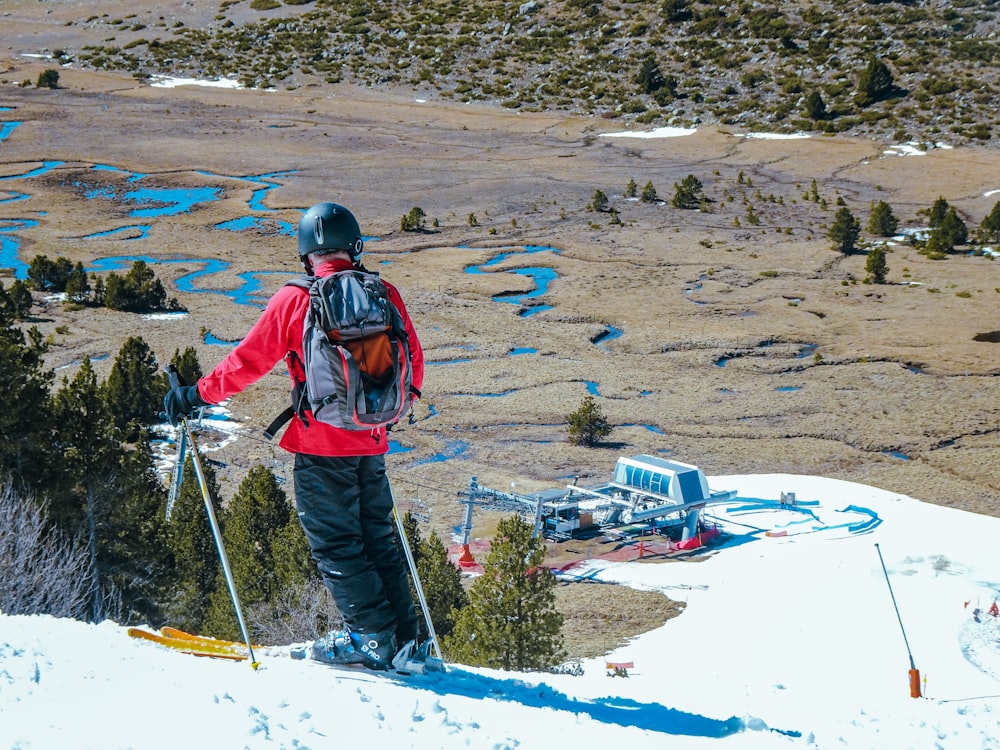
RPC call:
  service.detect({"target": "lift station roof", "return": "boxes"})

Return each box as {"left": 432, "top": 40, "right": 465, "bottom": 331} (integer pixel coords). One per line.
{"left": 612, "top": 455, "right": 710, "bottom": 505}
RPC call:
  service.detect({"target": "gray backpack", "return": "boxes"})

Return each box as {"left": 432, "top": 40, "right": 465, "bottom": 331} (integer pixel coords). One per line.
{"left": 266, "top": 271, "right": 415, "bottom": 436}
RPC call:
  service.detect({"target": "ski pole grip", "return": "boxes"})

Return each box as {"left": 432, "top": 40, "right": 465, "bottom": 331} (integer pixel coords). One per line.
{"left": 165, "top": 364, "right": 181, "bottom": 390}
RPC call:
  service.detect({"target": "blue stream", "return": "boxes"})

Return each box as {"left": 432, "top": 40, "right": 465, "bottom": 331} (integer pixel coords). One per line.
{"left": 0, "top": 147, "right": 649, "bottom": 459}
{"left": 0, "top": 155, "right": 616, "bottom": 346}
{"left": 465, "top": 245, "right": 560, "bottom": 317}
{"left": 0, "top": 121, "right": 21, "bottom": 141}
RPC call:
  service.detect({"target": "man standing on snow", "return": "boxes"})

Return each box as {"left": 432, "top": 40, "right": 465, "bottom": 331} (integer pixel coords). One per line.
{"left": 164, "top": 202, "right": 424, "bottom": 671}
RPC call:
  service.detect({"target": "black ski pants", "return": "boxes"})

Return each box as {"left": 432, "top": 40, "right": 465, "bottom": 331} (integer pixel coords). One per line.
{"left": 293, "top": 452, "right": 417, "bottom": 644}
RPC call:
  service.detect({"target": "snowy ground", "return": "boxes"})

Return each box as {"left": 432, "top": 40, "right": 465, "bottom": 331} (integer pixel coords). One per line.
{"left": 2, "top": 473, "right": 998, "bottom": 749}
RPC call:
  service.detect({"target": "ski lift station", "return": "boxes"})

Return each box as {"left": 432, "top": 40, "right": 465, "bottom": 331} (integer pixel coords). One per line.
{"left": 458, "top": 454, "right": 737, "bottom": 552}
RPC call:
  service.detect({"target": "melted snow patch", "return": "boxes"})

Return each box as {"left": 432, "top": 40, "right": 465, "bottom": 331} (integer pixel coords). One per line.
{"left": 600, "top": 127, "right": 697, "bottom": 139}
{"left": 885, "top": 143, "right": 927, "bottom": 156}
{"left": 142, "top": 312, "right": 188, "bottom": 321}
{"left": 150, "top": 76, "right": 243, "bottom": 90}
{"left": 883, "top": 141, "right": 954, "bottom": 157}
{"left": 736, "top": 132, "right": 811, "bottom": 140}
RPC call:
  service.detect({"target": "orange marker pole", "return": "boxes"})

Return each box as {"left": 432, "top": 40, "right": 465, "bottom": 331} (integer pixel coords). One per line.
{"left": 908, "top": 668, "right": 922, "bottom": 699}
{"left": 876, "top": 543, "right": 921, "bottom": 698}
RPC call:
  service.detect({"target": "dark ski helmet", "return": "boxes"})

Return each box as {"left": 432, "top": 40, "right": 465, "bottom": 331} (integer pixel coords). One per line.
{"left": 297, "top": 202, "right": 364, "bottom": 262}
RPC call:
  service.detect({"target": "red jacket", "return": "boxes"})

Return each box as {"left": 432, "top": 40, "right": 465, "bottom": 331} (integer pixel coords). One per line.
{"left": 197, "top": 257, "right": 424, "bottom": 456}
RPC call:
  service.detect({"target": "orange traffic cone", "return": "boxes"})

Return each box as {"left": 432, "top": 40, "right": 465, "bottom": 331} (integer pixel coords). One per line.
{"left": 457, "top": 544, "right": 476, "bottom": 568}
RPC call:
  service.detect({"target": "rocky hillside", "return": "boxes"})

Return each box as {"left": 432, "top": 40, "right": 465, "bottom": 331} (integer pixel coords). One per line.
{"left": 29, "top": 0, "right": 1000, "bottom": 145}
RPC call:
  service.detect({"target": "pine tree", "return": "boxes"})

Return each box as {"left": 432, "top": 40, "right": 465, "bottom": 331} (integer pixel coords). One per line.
{"left": 661, "top": 0, "right": 692, "bottom": 23}
{"left": 50, "top": 356, "right": 171, "bottom": 624}
{"left": 64, "top": 262, "right": 90, "bottom": 305}
{"left": 928, "top": 196, "right": 949, "bottom": 228}
{"left": 672, "top": 174, "right": 705, "bottom": 209}
{"left": 250, "top": 517, "right": 336, "bottom": 644}
{"left": 396, "top": 510, "right": 425, "bottom": 638}
{"left": 828, "top": 207, "right": 861, "bottom": 254}
{"left": 7, "top": 279, "right": 33, "bottom": 320}
{"left": 567, "top": 395, "right": 612, "bottom": 447}
{"left": 401, "top": 510, "right": 423, "bottom": 569}
{"left": 91, "top": 275, "right": 105, "bottom": 307}
{"left": 51, "top": 358, "right": 125, "bottom": 620}
{"left": 855, "top": 56, "right": 895, "bottom": 106}
{"left": 270, "top": 518, "right": 318, "bottom": 591}
{"left": 26, "top": 255, "right": 74, "bottom": 291}
{"left": 978, "top": 200, "right": 1000, "bottom": 243}
{"left": 104, "top": 335, "right": 167, "bottom": 440}
{"left": 204, "top": 466, "right": 319, "bottom": 641}
{"left": 0, "top": 316, "right": 53, "bottom": 493}
{"left": 36, "top": 69, "right": 60, "bottom": 89}
{"left": 203, "top": 466, "right": 294, "bottom": 638}
{"left": 103, "top": 272, "right": 130, "bottom": 311}
{"left": 103, "top": 439, "right": 172, "bottom": 625}
{"left": 940, "top": 207, "right": 968, "bottom": 247}
{"left": 866, "top": 245, "right": 889, "bottom": 284}
{"left": 163, "top": 457, "right": 222, "bottom": 632}
{"left": 805, "top": 90, "right": 827, "bottom": 121}
{"left": 635, "top": 54, "right": 666, "bottom": 96}
{"left": 640, "top": 181, "right": 658, "bottom": 203}
{"left": 591, "top": 189, "right": 609, "bottom": 213}
{"left": 446, "top": 515, "right": 563, "bottom": 671}
{"left": 401, "top": 207, "right": 426, "bottom": 232}
{"left": 928, "top": 207, "right": 968, "bottom": 253}
{"left": 100, "top": 261, "right": 169, "bottom": 312}
{"left": 867, "top": 200, "right": 899, "bottom": 237}
{"left": 417, "top": 529, "right": 469, "bottom": 641}
{"left": 124, "top": 260, "right": 168, "bottom": 311}
{"left": 625, "top": 178, "right": 637, "bottom": 198}
{"left": 25, "top": 256, "right": 49, "bottom": 291}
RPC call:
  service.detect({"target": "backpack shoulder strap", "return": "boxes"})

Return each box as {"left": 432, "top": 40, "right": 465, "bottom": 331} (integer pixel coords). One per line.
{"left": 283, "top": 274, "right": 316, "bottom": 291}
{"left": 264, "top": 277, "right": 315, "bottom": 440}
{"left": 263, "top": 406, "right": 295, "bottom": 440}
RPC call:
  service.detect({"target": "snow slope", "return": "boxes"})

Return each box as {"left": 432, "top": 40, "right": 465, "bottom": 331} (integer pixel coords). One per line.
{"left": 2, "top": 473, "right": 998, "bottom": 749}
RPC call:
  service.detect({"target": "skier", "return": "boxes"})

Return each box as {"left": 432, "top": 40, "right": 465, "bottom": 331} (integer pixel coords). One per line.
{"left": 164, "top": 202, "right": 425, "bottom": 671}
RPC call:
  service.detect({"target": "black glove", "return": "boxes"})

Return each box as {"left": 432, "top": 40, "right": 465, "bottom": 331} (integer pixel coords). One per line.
{"left": 163, "top": 385, "right": 208, "bottom": 426}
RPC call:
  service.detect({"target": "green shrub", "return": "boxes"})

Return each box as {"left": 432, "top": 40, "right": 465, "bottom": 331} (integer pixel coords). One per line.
{"left": 36, "top": 69, "right": 60, "bottom": 88}
{"left": 567, "top": 395, "right": 612, "bottom": 447}
{"left": 672, "top": 175, "right": 705, "bottom": 209}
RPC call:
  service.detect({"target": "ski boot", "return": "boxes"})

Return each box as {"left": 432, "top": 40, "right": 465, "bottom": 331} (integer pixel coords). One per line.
{"left": 310, "top": 627, "right": 396, "bottom": 671}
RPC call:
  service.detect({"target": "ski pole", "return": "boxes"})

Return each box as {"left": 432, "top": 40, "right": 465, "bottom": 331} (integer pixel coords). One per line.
{"left": 166, "top": 423, "right": 187, "bottom": 521}
{"left": 874, "top": 543, "right": 920, "bottom": 697}
{"left": 166, "top": 365, "right": 259, "bottom": 669}
{"left": 390, "top": 486, "right": 442, "bottom": 661}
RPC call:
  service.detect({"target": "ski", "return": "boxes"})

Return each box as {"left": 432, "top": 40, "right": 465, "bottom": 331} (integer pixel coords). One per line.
{"left": 159, "top": 626, "right": 260, "bottom": 650}
{"left": 127, "top": 626, "right": 445, "bottom": 674}
{"left": 127, "top": 627, "right": 251, "bottom": 661}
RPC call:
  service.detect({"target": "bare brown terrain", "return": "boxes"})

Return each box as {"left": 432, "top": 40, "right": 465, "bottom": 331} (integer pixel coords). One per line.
{"left": 3, "top": 7, "right": 1000, "bottom": 549}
